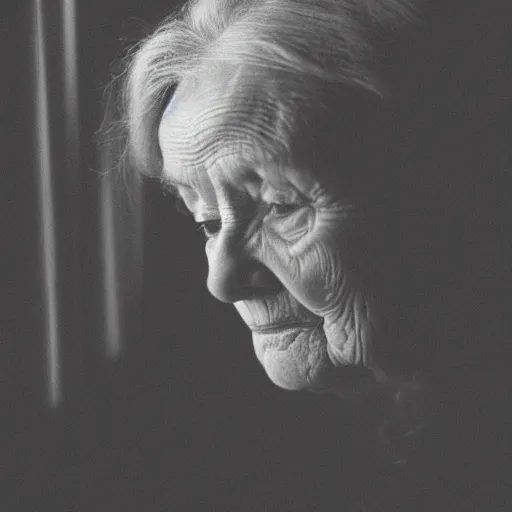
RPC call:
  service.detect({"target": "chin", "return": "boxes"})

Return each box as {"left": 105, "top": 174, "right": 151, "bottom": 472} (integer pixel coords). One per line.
{"left": 251, "top": 325, "right": 376, "bottom": 396}
{"left": 251, "top": 324, "right": 329, "bottom": 390}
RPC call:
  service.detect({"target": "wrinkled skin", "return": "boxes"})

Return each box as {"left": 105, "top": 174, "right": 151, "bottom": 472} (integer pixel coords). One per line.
{"left": 158, "top": 62, "right": 403, "bottom": 397}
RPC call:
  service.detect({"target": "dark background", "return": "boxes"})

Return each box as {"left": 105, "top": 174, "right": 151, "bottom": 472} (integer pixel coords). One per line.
{"left": 1, "top": 2, "right": 371, "bottom": 511}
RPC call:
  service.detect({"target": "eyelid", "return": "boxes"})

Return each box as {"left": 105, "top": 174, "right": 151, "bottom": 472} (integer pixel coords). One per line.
{"left": 260, "top": 182, "right": 306, "bottom": 206}
{"left": 195, "top": 208, "right": 221, "bottom": 223}
{"left": 267, "top": 203, "right": 304, "bottom": 217}
{"left": 197, "top": 219, "right": 222, "bottom": 239}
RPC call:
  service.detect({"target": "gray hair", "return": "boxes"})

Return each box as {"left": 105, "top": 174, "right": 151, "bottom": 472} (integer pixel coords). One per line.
{"left": 112, "top": 0, "right": 419, "bottom": 177}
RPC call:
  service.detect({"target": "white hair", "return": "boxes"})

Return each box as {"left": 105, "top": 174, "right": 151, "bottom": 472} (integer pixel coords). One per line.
{"left": 116, "top": 0, "right": 420, "bottom": 176}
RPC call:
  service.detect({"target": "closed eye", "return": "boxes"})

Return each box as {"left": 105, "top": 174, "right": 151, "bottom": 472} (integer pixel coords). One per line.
{"left": 267, "top": 202, "right": 304, "bottom": 217}
{"left": 197, "top": 219, "right": 222, "bottom": 239}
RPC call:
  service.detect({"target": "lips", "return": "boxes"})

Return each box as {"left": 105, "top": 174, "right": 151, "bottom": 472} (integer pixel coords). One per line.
{"left": 249, "top": 320, "right": 323, "bottom": 334}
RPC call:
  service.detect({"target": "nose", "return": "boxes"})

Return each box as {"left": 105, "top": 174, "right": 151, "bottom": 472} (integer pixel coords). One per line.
{"left": 206, "top": 232, "right": 281, "bottom": 303}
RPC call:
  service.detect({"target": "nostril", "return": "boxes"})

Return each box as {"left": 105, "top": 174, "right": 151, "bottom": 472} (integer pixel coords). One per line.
{"left": 207, "top": 264, "right": 282, "bottom": 303}
{"left": 206, "top": 234, "right": 281, "bottom": 302}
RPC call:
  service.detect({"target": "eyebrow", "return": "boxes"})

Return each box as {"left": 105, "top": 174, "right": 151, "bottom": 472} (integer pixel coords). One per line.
{"left": 159, "top": 173, "right": 192, "bottom": 196}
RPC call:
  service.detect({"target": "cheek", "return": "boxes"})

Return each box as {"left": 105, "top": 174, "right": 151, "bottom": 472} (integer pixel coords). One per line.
{"left": 293, "top": 241, "right": 351, "bottom": 316}
{"left": 259, "top": 231, "right": 349, "bottom": 316}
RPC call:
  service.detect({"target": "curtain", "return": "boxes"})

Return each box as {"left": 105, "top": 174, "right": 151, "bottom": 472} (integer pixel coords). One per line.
{"left": 1, "top": 0, "right": 149, "bottom": 506}
{"left": 2, "top": 0, "right": 144, "bottom": 410}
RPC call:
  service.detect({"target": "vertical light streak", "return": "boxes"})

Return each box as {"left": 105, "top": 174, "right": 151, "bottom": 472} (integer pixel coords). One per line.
{"left": 99, "top": 154, "right": 144, "bottom": 360}
{"left": 62, "top": 0, "right": 79, "bottom": 162}
{"left": 101, "top": 172, "right": 122, "bottom": 359}
{"left": 34, "top": 0, "right": 61, "bottom": 407}
{"left": 61, "top": 0, "right": 84, "bottom": 399}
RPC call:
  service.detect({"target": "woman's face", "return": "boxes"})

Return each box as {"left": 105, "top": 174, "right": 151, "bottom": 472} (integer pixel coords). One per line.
{"left": 156, "top": 62, "right": 447, "bottom": 398}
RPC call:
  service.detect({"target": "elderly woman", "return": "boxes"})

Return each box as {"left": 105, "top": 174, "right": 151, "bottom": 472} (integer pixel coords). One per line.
{"left": 107, "top": 0, "right": 511, "bottom": 509}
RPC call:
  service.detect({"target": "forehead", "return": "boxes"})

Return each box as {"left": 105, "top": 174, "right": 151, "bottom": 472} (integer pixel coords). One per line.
{"left": 158, "top": 61, "right": 293, "bottom": 185}
{"left": 157, "top": 61, "right": 374, "bottom": 199}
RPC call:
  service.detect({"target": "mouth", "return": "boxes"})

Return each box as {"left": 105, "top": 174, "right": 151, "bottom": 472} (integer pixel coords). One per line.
{"left": 250, "top": 320, "right": 323, "bottom": 335}
{"left": 248, "top": 317, "right": 378, "bottom": 395}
